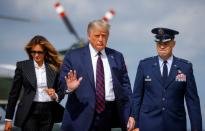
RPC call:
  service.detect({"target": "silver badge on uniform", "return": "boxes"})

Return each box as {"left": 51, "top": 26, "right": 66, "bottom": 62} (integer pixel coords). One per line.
{"left": 144, "top": 75, "right": 152, "bottom": 82}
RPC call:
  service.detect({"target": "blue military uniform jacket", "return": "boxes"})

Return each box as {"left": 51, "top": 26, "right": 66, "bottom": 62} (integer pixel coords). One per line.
{"left": 132, "top": 56, "right": 202, "bottom": 131}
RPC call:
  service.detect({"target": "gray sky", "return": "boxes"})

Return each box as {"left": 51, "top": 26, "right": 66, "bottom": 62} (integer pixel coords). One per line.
{"left": 0, "top": 0, "right": 205, "bottom": 128}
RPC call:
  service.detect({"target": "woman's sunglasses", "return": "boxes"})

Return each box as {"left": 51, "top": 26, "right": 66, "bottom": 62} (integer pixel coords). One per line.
{"left": 30, "top": 50, "right": 45, "bottom": 55}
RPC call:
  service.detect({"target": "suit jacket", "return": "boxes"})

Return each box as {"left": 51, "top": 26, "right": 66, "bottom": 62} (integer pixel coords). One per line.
{"left": 5, "top": 60, "right": 64, "bottom": 127}
{"left": 60, "top": 45, "right": 132, "bottom": 131}
{"left": 132, "top": 56, "right": 202, "bottom": 131}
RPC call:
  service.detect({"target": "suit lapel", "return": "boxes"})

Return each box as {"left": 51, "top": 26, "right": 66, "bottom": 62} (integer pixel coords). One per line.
{"left": 105, "top": 48, "right": 117, "bottom": 70}
{"left": 24, "top": 60, "right": 37, "bottom": 89}
{"left": 105, "top": 48, "right": 118, "bottom": 88}
{"left": 45, "top": 63, "right": 56, "bottom": 88}
{"left": 82, "top": 45, "right": 95, "bottom": 88}
{"left": 152, "top": 56, "right": 163, "bottom": 85}
{"left": 164, "top": 56, "right": 178, "bottom": 89}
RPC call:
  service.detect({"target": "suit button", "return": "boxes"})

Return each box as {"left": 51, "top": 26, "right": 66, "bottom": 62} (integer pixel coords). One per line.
{"left": 162, "top": 98, "right": 165, "bottom": 101}
{"left": 162, "top": 107, "right": 166, "bottom": 111}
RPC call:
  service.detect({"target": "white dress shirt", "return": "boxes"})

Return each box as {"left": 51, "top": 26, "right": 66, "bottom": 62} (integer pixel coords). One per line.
{"left": 33, "top": 61, "right": 52, "bottom": 102}
{"left": 89, "top": 44, "right": 115, "bottom": 101}
{"left": 5, "top": 61, "right": 53, "bottom": 122}
{"left": 158, "top": 55, "right": 173, "bottom": 76}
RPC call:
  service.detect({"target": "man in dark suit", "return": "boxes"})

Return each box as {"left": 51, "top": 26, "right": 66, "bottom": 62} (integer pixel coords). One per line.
{"left": 132, "top": 27, "right": 202, "bottom": 131}
{"left": 60, "top": 19, "right": 135, "bottom": 131}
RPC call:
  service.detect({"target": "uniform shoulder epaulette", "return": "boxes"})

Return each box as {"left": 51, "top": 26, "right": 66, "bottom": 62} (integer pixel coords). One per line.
{"left": 141, "top": 56, "right": 154, "bottom": 62}
{"left": 177, "top": 57, "right": 191, "bottom": 64}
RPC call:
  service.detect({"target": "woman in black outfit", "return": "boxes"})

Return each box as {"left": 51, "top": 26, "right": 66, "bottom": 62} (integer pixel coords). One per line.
{"left": 4, "top": 35, "right": 64, "bottom": 131}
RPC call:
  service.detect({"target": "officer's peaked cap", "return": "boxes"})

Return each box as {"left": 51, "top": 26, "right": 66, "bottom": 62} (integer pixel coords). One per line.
{"left": 151, "top": 27, "right": 179, "bottom": 43}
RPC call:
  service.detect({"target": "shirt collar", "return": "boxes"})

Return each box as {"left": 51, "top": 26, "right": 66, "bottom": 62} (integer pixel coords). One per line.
{"left": 34, "top": 60, "right": 45, "bottom": 69}
{"left": 89, "top": 43, "right": 105, "bottom": 57}
{"left": 158, "top": 55, "right": 173, "bottom": 67}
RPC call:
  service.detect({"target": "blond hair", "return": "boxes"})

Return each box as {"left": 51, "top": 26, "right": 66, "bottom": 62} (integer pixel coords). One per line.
{"left": 87, "top": 19, "right": 110, "bottom": 35}
{"left": 25, "top": 35, "right": 62, "bottom": 71}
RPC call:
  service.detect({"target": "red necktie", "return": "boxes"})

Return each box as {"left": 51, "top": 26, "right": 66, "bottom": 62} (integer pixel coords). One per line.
{"left": 95, "top": 52, "right": 105, "bottom": 113}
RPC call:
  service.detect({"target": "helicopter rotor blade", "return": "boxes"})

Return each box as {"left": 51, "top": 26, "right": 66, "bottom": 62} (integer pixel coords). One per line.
{"left": 0, "top": 15, "right": 31, "bottom": 22}
{"left": 54, "top": 2, "right": 80, "bottom": 41}
{"left": 102, "top": 9, "right": 116, "bottom": 22}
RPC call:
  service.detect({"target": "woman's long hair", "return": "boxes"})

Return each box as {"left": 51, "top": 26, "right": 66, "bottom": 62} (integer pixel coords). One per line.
{"left": 25, "top": 35, "right": 62, "bottom": 71}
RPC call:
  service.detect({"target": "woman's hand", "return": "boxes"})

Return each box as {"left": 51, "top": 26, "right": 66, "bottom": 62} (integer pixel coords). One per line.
{"left": 44, "top": 88, "right": 57, "bottom": 100}
{"left": 4, "top": 121, "right": 12, "bottom": 131}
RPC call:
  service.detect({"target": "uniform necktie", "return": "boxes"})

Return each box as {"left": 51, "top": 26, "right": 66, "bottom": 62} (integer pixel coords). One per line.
{"left": 162, "top": 61, "right": 168, "bottom": 84}
{"left": 95, "top": 52, "right": 105, "bottom": 113}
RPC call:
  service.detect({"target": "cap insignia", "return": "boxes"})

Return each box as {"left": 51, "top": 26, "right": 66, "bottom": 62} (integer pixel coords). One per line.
{"left": 158, "top": 28, "right": 164, "bottom": 35}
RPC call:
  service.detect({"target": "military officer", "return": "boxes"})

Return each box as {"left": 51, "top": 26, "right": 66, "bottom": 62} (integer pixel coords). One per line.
{"left": 132, "top": 27, "right": 202, "bottom": 131}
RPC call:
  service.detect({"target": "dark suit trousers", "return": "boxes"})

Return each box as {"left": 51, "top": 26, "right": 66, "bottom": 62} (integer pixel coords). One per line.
{"left": 89, "top": 101, "right": 127, "bottom": 131}
{"left": 22, "top": 102, "right": 54, "bottom": 131}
